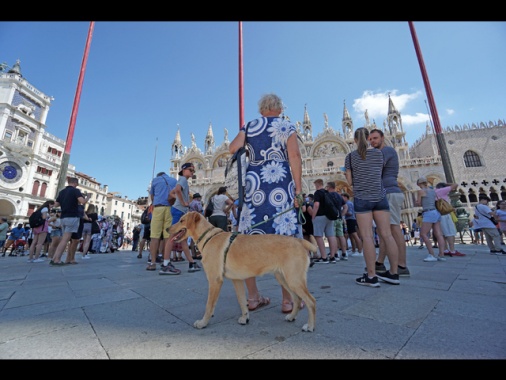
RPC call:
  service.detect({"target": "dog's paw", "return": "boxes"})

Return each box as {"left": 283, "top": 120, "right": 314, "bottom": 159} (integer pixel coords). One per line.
{"left": 284, "top": 314, "right": 296, "bottom": 322}
{"left": 238, "top": 315, "right": 249, "bottom": 325}
{"left": 302, "top": 323, "right": 314, "bottom": 332}
{"left": 193, "top": 320, "right": 208, "bottom": 329}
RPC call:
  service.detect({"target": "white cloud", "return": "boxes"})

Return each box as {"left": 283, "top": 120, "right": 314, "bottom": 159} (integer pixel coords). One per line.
{"left": 351, "top": 89, "right": 431, "bottom": 127}
{"left": 446, "top": 108, "right": 455, "bottom": 115}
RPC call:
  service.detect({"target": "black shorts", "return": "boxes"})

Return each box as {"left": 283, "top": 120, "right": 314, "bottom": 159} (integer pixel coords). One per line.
{"left": 142, "top": 224, "right": 151, "bottom": 240}
{"left": 345, "top": 219, "right": 359, "bottom": 234}
{"left": 71, "top": 219, "right": 84, "bottom": 240}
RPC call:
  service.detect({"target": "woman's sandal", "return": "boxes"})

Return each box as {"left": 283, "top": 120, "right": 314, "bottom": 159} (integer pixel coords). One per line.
{"left": 281, "top": 300, "right": 305, "bottom": 314}
{"left": 248, "top": 296, "right": 270, "bottom": 311}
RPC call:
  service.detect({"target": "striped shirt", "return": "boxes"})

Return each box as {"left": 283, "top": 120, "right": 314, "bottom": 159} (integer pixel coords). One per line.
{"left": 345, "top": 148, "right": 385, "bottom": 202}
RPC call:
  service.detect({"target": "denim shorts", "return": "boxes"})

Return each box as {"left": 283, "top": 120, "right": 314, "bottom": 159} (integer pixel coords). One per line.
{"left": 354, "top": 196, "right": 390, "bottom": 214}
{"left": 422, "top": 209, "right": 441, "bottom": 224}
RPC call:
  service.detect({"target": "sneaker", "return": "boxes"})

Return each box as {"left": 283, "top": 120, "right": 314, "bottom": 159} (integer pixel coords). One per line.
{"left": 190, "top": 261, "right": 202, "bottom": 271}
{"left": 159, "top": 262, "right": 181, "bottom": 275}
{"left": 365, "top": 262, "right": 387, "bottom": 273}
{"left": 340, "top": 252, "right": 348, "bottom": 261}
{"left": 328, "top": 256, "right": 338, "bottom": 263}
{"left": 452, "top": 250, "right": 466, "bottom": 257}
{"left": 397, "top": 266, "right": 410, "bottom": 277}
{"left": 33, "top": 258, "right": 45, "bottom": 263}
{"left": 351, "top": 251, "right": 363, "bottom": 257}
{"left": 26, "top": 258, "right": 34, "bottom": 263}
{"left": 314, "top": 257, "right": 329, "bottom": 264}
{"left": 437, "top": 256, "right": 447, "bottom": 262}
{"left": 376, "top": 270, "right": 400, "bottom": 285}
{"left": 444, "top": 250, "right": 453, "bottom": 257}
{"left": 82, "top": 255, "right": 91, "bottom": 259}
{"left": 355, "top": 273, "right": 380, "bottom": 288}
{"left": 423, "top": 255, "right": 437, "bottom": 262}
{"left": 495, "top": 250, "right": 506, "bottom": 255}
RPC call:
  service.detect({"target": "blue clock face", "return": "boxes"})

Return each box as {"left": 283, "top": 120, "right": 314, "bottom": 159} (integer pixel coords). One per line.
{"left": 0, "top": 161, "right": 22, "bottom": 183}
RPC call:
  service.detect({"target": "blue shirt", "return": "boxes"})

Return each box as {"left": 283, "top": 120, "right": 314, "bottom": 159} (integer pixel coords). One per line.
{"left": 150, "top": 173, "right": 177, "bottom": 206}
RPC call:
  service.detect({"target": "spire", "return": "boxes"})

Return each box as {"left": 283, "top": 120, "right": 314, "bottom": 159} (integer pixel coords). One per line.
{"left": 388, "top": 93, "right": 397, "bottom": 115}
{"left": 205, "top": 122, "right": 215, "bottom": 155}
{"left": 172, "top": 125, "right": 183, "bottom": 158}
{"left": 342, "top": 100, "right": 352, "bottom": 122}
{"left": 304, "top": 104, "right": 310, "bottom": 124}
{"left": 342, "top": 100, "right": 353, "bottom": 140}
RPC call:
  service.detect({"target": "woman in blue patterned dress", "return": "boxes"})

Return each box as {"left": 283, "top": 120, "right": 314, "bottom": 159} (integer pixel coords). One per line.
{"left": 229, "top": 93, "right": 303, "bottom": 314}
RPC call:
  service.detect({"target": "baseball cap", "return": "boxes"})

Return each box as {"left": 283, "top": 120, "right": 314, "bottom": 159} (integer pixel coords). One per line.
{"left": 417, "top": 176, "right": 427, "bottom": 185}
{"left": 192, "top": 193, "right": 202, "bottom": 198}
{"left": 178, "top": 163, "right": 194, "bottom": 176}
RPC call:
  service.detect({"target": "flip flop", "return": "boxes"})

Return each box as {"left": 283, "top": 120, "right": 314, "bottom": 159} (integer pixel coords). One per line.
{"left": 248, "top": 296, "right": 270, "bottom": 311}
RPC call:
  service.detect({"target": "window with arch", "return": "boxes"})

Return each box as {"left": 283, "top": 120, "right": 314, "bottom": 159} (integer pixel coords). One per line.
{"left": 40, "top": 182, "right": 48, "bottom": 198}
{"left": 32, "top": 180, "right": 40, "bottom": 196}
{"left": 463, "top": 151, "right": 482, "bottom": 167}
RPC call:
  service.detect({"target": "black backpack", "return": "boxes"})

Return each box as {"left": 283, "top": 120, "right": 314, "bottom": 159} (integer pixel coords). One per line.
{"left": 29, "top": 209, "right": 44, "bottom": 228}
{"left": 323, "top": 190, "right": 340, "bottom": 221}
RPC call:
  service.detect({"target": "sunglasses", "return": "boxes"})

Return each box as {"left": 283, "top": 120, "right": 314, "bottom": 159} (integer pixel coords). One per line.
{"left": 186, "top": 167, "right": 195, "bottom": 172}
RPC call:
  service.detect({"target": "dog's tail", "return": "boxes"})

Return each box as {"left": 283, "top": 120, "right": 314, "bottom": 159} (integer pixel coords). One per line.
{"left": 301, "top": 238, "right": 318, "bottom": 254}
{"left": 309, "top": 234, "right": 317, "bottom": 248}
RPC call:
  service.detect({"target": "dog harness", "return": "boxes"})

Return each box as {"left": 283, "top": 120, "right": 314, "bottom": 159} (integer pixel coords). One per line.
{"left": 195, "top": 227, "right": 239, "bottom": 275}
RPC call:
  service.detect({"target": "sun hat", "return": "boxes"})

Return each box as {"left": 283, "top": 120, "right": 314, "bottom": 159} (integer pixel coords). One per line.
{"left": 192, "top": 193, "right": 202, "bottom": 198}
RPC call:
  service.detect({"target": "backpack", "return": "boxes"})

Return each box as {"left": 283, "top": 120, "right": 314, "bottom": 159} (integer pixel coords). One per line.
{"left": 141, "top": 205, "right": 153, "bottom": 225}
{"left": 29, "top": 209, "right": 44, "bottom": 228}
{"left": 204, "top": 196, "right": 214, "bottom": 218}
{"left": 323, "top": 190, "right": 340, "bottom": 221}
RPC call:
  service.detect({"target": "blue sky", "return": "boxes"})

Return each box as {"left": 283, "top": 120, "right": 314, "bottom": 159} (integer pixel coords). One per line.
{"left": 1, "top": 21, "right": 505, "bottom": 200}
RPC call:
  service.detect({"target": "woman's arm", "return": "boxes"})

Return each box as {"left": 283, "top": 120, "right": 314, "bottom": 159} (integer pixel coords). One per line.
{"left": 229, "top": 129, "right": 246, "bottom": 154}
{"left": 287, "top": 133, "right": 302, "bottom": 196}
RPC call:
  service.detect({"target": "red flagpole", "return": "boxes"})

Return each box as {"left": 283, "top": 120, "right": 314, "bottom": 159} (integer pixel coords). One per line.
{"left": 408, "top": 21, "right": 455, "bottom": 183}
{"left": 57, "top": 21, "right": 95, "bottom": 192}
{"left": 238, "top": 21, "right": 244, "bottom": 129}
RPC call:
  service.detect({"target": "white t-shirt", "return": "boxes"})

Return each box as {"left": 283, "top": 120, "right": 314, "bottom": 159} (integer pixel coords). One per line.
{"left": 212, "top": 194, "right": 229, "bottom": 217}
{"left": 473, "top": 204, "right": 496, "bottom": 229}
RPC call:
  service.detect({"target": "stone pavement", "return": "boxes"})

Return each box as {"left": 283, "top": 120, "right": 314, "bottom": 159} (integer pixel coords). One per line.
{"left": 0, "top": 242, "right": 505, "bottom": 359}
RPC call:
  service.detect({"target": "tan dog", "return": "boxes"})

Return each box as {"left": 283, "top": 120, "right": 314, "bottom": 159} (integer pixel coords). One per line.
{"left": 168, "top": 211, "right": 317, "bottom": 332}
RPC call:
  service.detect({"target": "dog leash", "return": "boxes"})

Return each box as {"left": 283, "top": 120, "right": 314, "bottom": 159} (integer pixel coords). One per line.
{"left": 242, "top": 193, "right": 306, "bottom": 232}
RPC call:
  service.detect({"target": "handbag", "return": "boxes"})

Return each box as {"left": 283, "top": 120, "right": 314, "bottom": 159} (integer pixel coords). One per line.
{"left": 450, "top": 211, "right": 458, "bottom": 224}
{"left": 435, "top": 196, "right": 454, "bottom": 216}
{"left": 224, "top": 146, "right": 248, "bottom": 201}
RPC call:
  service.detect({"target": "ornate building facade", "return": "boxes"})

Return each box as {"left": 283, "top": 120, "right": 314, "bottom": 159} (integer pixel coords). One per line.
{"left": 0, "top": 61, "right": 142, "bottom": 230}
{"left": 169, "top": 97, "right": 506, "bottom": 229}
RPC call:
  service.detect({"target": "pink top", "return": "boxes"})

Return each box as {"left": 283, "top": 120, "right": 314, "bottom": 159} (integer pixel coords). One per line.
{"left": 435, "top": 186, "right": 452, "bottom": 202}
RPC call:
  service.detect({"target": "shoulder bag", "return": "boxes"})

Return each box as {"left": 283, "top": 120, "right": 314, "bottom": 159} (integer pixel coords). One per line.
{"left": 475, "top": 205, "right": 498, "bottom": 225}
{"left": 435, "top": 193, "right": 454, "bottom": 216}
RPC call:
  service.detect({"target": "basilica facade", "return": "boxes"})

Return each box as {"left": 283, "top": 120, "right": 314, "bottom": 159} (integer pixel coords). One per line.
{"left": 169, "top": 98, "right": 506, "bottom": 229}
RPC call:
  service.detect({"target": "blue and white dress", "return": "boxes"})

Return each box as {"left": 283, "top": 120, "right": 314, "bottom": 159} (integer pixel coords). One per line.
{"left": 238, "top": 116, "right": 299, "bottom": 236}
